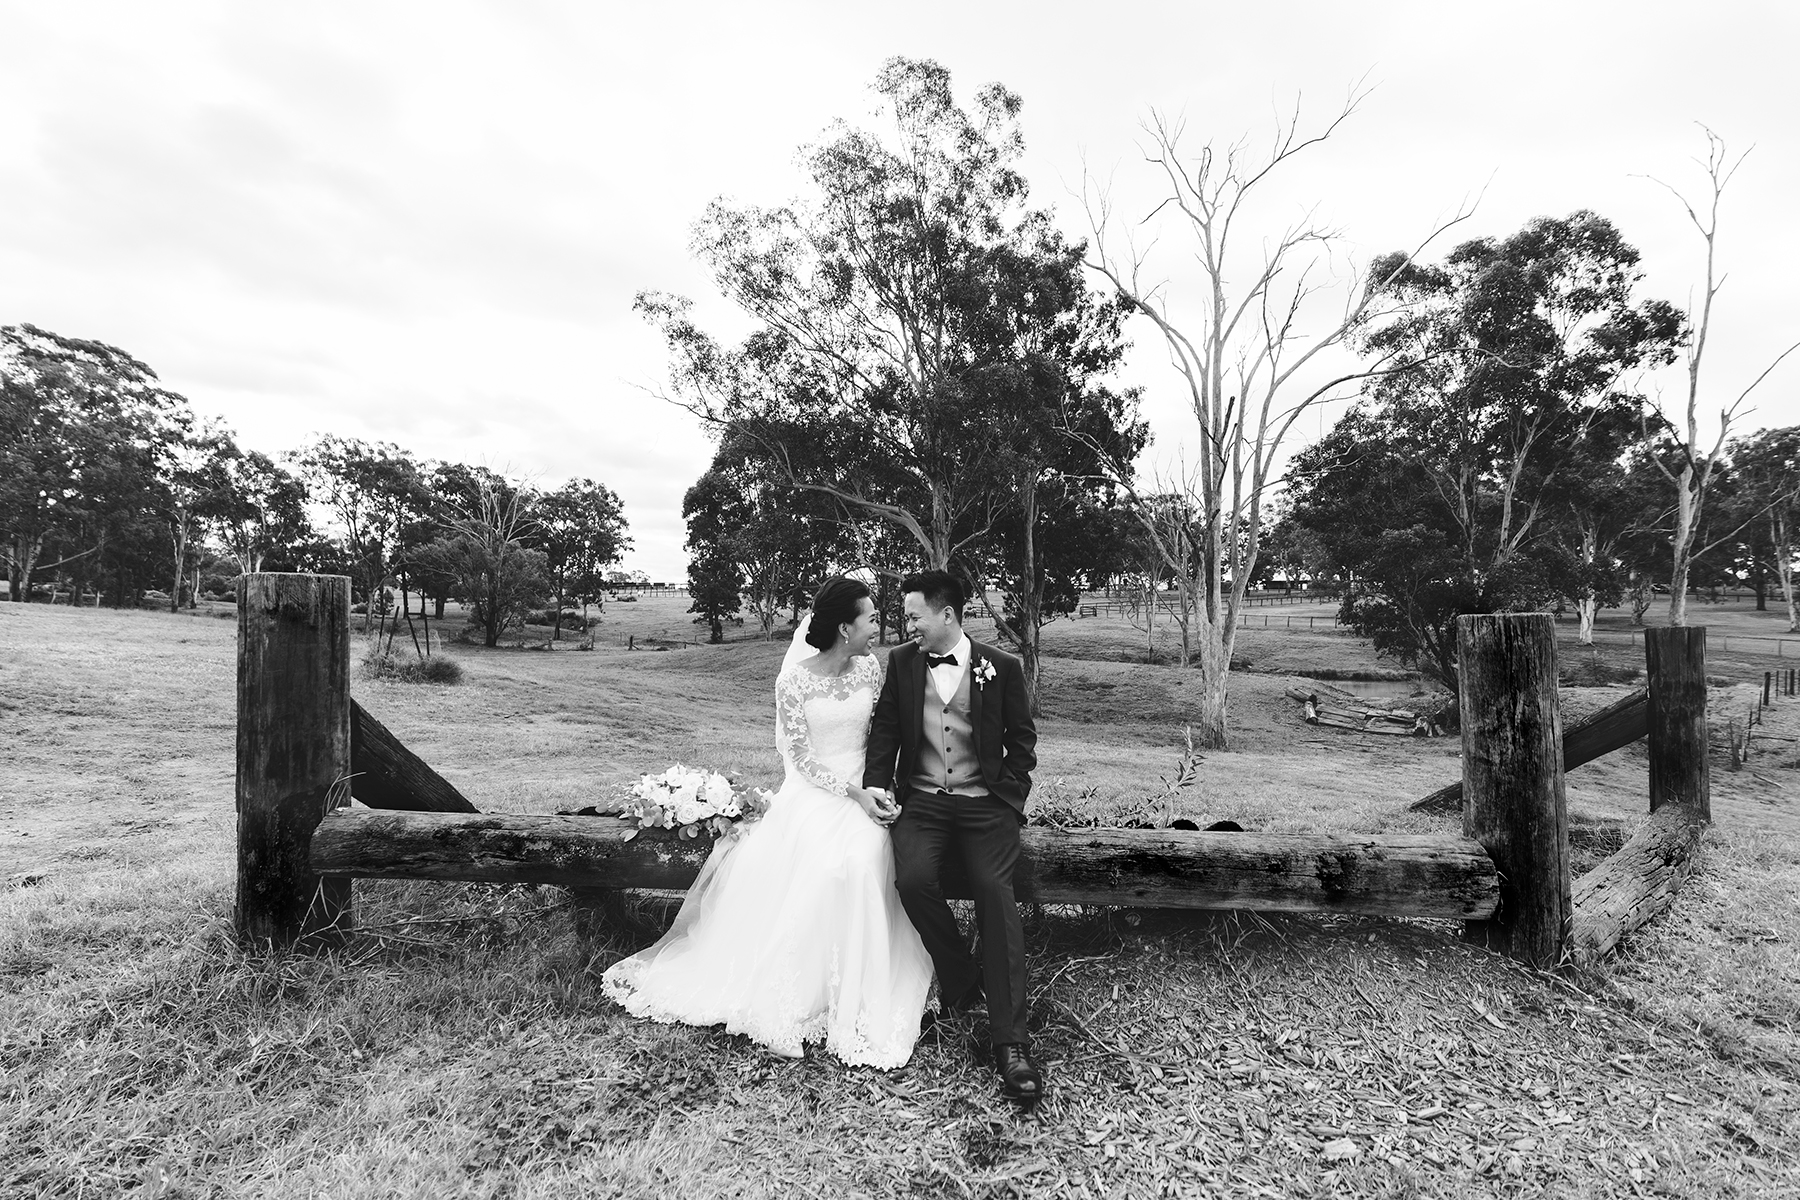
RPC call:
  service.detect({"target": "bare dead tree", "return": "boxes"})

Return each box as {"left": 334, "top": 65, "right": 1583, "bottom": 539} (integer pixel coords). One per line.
{"left": 1641, "top": 127, "right": 1800, "bottom": 627}
{"left": 1073, "top": 87, "right": 1473, "bottom": 748}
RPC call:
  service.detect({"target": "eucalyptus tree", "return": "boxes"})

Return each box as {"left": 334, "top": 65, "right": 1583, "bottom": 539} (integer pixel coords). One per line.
{"left": 1727, "top": 425, "right": 1800, "bottom": 631}
{"left": 682, "top": 427, "right": 848, "bottom": 640}
{"left": 157, "top": 415, "right": 238, "bottom": 611}
{"left": 1290, "top": 213, "right": 1683, "bottom": 682}
{"left": 534, "top": 478, "right": 631, "bottom": 637}
{"left": 209, "top": 449, "right": 312, "bottom": 576}
{"left": 292, "top": 435, "right": 430, "bottom": 628}
{"left": 1642, "top": 130, "right": 1800, "bottom": 624}
{"left": 642, "top": 57, "right": 1142, "bottom": 697}
{"left": 1555, "top": 412, "right": 1667, "bottom": 643}
{"left": 1076, "top": 90, "right": 1475, "bottom": 747}
{"left": 1358, "top": 211, "right": 1683, "bottom": 588}
{"left": 0, "top": 324, "right": 180, "bottom": 604}
{"left": 439, "top": 469, "right": 547, "bottom": 648}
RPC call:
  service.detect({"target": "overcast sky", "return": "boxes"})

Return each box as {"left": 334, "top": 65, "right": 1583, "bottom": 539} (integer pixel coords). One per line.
{"left": 3, "top": 1, "right": 1795, "bottom": 579}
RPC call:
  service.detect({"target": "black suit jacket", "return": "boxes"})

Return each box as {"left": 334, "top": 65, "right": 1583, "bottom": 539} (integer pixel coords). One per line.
{"left": 863, "top": 639, "right": 1038, "bottom": 819}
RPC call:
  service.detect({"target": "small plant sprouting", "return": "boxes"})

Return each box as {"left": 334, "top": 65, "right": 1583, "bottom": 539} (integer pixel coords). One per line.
{"left": 1160, "top": 725, "right": 1202, "bottom": 797}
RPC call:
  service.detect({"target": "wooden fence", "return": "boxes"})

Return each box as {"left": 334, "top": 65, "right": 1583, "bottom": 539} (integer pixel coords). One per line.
{"left": 235, "top": 574, "right": 1711, "bottom": 971}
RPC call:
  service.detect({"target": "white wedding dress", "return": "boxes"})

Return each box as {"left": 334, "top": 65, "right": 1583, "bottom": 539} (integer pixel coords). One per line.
{"left": 600, "top": 645, "right": 933, "bottom": 1069}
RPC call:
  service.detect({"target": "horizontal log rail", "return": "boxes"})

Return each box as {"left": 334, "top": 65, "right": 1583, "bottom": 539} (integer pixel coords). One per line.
{"left": 1570, "top": 805, "right": 1707, "bottom": 965}
{"left": 311, "top": 810, "right": 1501, "bottom": 921}
{"left": 1410, "top": 687, "right": 1648, "bottom": 814}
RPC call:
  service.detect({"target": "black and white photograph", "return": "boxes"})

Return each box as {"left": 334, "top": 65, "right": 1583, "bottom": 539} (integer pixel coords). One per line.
{"left": 3, "top": 2, "right": 1797, "bottom": 1196}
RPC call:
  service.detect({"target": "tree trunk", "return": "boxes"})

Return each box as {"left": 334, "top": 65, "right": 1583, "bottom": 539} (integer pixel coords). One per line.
{"left": 1775, "top": 514, "right": 1798, "bottom": 633}
{"left": 1577, "top": 525, "right": 1598, "bottom": 644}
{"left": 1668, "top": 463, "right": 1696, "bottom": 627}
{"left": 1190, "top": 617, "right": 1231, "bottom": 750}
{"left": 169, "top": 520, "right": 188, "bottom": 614}
{"left": 1577, "top": 596, "right": 1596, "bottom": 645}
{"left": 1782, "top": 558, "right": 1799, "bottom": 634}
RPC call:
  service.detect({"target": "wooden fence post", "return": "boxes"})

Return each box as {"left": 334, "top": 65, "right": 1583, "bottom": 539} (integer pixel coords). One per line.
{"left": 236, "top": 573, "right": 354, "bottom": 948}
{"left": 1458, "top": 613, "right": 1569, "bottom": 968}
{"left": 1646, "top": 627, "right": 1709, "bottom": 821}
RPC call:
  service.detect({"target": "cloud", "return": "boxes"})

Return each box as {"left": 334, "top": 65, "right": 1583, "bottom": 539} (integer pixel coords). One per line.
{"left": 2, "top": 0, "right": 1796, "bottom": 582}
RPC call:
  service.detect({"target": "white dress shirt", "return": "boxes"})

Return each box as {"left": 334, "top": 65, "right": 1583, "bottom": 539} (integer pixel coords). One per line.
{"left": 926, "top": 634, "right": 972, "bottom": 705}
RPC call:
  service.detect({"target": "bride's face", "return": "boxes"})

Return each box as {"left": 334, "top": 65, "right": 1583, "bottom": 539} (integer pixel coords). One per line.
{"left": 839, "top": 596, "right": 878, "bottom": 656}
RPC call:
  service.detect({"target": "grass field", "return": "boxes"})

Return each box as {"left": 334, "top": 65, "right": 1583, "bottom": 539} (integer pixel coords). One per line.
{"left": 3, "top": 595, "right": 1798, "bottom": 1198}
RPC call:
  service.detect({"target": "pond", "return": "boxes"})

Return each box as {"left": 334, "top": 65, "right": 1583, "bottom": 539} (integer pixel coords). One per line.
{"left": 1313, "top": 678, "right": 1430, "bottom": 701}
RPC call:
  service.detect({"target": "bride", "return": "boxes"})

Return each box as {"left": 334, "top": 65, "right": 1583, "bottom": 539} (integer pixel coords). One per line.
{"left": 601, "top": 576, "right": 933, "bottom": 1068}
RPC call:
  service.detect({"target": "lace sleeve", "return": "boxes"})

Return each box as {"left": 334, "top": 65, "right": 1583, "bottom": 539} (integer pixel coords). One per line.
{"left": 777, "top": 668, "right": 850, "bottom": 796}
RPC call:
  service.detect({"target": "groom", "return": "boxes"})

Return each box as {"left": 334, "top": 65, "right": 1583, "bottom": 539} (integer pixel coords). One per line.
{"left": 864, "top": 570, "right": 1042, "bottom": 1106}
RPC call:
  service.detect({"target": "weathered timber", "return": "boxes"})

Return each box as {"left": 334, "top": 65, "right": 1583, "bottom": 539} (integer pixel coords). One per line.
{"left": 1458, "top": 613, "right": 1569, "bottom": 969}
{"left": 1570, "top": 805, "right": 1707, "bottom": 965}
{"left": 350, "top": 700, "right": 479, "bottom": 813}
{"left": 310, "top": 810, "right": 1501, "bottom": 920}
{"left": 1646, "top": 627, "right": 1709, "bottom": 820}
{"left": 237, "top": 573, "right": 353, "bottom": 947}
{"left": 1408, "top": 687, "right": 1649, "bottom": 814}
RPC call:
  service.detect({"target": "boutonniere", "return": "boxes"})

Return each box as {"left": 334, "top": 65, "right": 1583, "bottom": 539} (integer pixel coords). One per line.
{"left": 972, "top": 658, "right": 998, "bottom": 690}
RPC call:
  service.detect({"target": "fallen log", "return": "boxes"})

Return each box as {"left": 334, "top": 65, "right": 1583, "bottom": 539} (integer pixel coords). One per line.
{"left": 1570, "top": 805, "right": 1707, "bottom": 965}
{"left": 309, "top": 810, "right": 1501, "bottom": 920}
{"left": 350, "top": 701, "right": 479, "bottom": 814}
{"left": 1409, "top": 687, "right": 1649, "bottom": 814}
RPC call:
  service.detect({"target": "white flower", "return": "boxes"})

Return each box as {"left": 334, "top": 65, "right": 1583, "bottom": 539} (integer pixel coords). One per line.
{"left": 703, "top": 773, "right": 734, "bottom": 807}
{"left": 672, "top": 796, "right": 710, "bottom": 826}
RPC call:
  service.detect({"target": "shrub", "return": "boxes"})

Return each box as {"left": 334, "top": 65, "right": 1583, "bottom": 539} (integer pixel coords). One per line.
{"left": 1560, "top": 653, "right": 1639, "bottom": 687}
{"left": 361, "top": 640, "right": 464, "bottom": 684}
{"left": 525, "top": 609, "right": 588, "bottom": 631}
{"left": 402, "top": 656, "right": 464, "bottom": 684}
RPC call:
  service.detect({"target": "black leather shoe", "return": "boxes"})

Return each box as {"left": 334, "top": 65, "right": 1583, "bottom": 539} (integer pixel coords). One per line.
{"left": 995, "top": 1043, "right": 1043, "bottom": 1106}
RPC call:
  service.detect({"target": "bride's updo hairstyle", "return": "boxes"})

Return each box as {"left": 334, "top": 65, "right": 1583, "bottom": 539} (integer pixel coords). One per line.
{"left": 804, "top": 576, "right": 872, "bottom": 651}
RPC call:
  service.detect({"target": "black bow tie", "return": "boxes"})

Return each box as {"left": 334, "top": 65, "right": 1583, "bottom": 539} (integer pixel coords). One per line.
{"left": 925, "top": 653, "right": 959, "bottom": 669}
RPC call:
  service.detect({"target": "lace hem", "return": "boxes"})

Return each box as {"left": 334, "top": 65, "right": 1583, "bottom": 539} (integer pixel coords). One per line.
{"left": 602, "top": 953, "right": 919, "bottom": 1069}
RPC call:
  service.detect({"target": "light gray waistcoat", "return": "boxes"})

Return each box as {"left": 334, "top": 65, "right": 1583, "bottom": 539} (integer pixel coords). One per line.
{"left": 909, "top": 661, "right": 988, "bottom": 798}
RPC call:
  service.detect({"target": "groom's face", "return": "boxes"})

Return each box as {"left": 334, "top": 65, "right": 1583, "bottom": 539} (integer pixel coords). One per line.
{"left": 902, "top": 591, "right": 960, "bottom": 654}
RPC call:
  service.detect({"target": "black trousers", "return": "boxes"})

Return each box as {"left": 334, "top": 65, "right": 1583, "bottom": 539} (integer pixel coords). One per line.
{"left": 891, "top": 790, "right": 1029, "bottom": 1046}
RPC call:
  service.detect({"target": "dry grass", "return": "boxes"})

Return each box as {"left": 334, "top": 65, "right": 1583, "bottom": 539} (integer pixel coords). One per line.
{"left": 3, "top": 599, "right": 1799, "bottom": 1198}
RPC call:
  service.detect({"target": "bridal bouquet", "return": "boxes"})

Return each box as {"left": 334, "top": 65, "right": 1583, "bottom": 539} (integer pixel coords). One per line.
{"left": 619, "top": 765, "right": 771, "bottom": 841}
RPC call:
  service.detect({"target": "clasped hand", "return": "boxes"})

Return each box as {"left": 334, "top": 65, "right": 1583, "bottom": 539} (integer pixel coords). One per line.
{"left": 850, "top": 785, "right": 900, "bottom": 826}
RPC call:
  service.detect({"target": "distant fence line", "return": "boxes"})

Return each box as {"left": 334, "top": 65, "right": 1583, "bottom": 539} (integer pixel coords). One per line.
{"left": 1074, "top": 602, "right": 1800, "bottom": 658}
